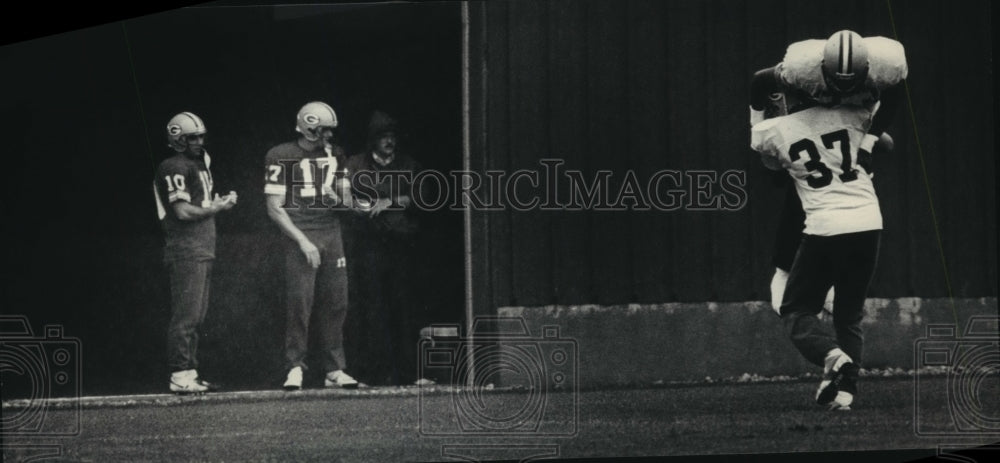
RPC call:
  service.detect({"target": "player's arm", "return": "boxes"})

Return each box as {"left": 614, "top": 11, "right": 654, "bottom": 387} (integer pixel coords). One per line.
{"left": 266, "top": 194, "right": 321, "bottom": 268}
{"left": 264, "top": 155, "right": 321, "bottom": 267}
{"left": 759, "top": 153, "right": 783, "bottom": 171}
{"left": 324, "top": 165, "right": 356, "bottom": 211}
{"left": 866, "top": 81, "right": 904, "bottom": 140}
{"left": 320, "top": 147, "right": 356, "bottom": 211}
{"left": 749, "top": 66, "right": 782, "bottom": 125}
{"left": 157, "top": 163, "right": 236, "bottom": 221}
{"left": 750, "top": 122, "right": 784, "bottom": 171}
{"left": 856, "top": 81, "right": 904, "bottom": 174}
{"left": 172, "top": 194, "right": 236, "bottom": 221}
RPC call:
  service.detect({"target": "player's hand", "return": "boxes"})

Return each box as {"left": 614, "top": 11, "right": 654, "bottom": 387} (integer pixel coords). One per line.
{"left": 368, "top": 198, "right": 392, "bottom": 218}
{"left": 212, "top": 193, "right": 236, "bottom": 212}
{"left": 857, "top": 148, "right": 874, "bottom": 176}
{"left": 353, "top": 198, "right": 373, "bottom": 215}
{"left": 298, "top": 238, "right": 321, "bottom": 268}
{"left": 322, "top": 184, "right": 342, "bottom": 204}
{"left": 858, "top": 133, "right": 879, "bottom": 177}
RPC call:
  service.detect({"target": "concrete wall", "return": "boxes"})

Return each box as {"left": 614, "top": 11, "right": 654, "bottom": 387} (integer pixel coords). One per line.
{"left": 493, "top": 298, "right": 997, "bottom": 389}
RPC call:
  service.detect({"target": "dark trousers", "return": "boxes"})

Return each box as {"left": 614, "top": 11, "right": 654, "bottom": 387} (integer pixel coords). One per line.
{"left": 284, "top": 228, "right": 349, "bottom": 372}
{"left": 167, "top": 260, "right": 213, "bottom": 372}
{"left": 352, "top": 235, "right": 418, "bottom": 385}
{"left": 772, "top": 178, "right": 806, "bottom": 271}
{"left": 780, "top": 230, "right": 881, "bottom": 367}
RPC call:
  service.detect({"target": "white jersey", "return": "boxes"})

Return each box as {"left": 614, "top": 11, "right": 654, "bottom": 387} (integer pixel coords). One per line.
{"left": 751, "top": 105, "right": 882, "bottom": 236}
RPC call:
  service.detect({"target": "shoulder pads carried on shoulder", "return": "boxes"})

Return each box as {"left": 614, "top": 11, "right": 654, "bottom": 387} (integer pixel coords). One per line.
{"left": 777, "top": 39, "right": 828, "bottom": 97}
{"left": 862, "top": 36, "right": 908, "bottom": 89}
{"left": 778, "top": 36, "right": 908, "bottom": 96}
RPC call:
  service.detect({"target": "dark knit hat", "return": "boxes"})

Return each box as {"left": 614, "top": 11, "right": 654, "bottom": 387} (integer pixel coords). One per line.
{"left": 367, "top": 110, "right": 398, "bottom": 141}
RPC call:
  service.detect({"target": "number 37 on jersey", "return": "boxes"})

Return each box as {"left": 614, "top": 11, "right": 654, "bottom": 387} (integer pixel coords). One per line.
{"left": 750, "top": 105, "right": 875, "bottom": 189}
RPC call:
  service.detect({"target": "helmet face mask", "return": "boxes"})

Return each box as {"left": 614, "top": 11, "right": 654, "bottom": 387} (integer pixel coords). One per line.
{"left": 296, "top": 101, "right": 338, "bottom": 143}
{"left": 821, "top": 30, "right": 870, "bottom": 94}
{"left": 306, "top": 125, "right": 337, "bottom": 144}
{"left": 166, "top": 112, "right": 207, "bottom": 154}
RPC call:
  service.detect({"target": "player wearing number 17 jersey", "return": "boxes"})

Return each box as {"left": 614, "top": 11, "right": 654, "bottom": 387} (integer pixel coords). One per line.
{"left": 265, "top": 101, "right": 358, "bottom": 390}
{"left": 751, "top": 103, "right": 882, "bottom": 411}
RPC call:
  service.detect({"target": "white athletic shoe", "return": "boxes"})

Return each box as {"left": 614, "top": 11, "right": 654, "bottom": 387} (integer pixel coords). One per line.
{"left": 324, "top": 370, "right": 358, "bottom": 389}
{"left": 284, "top": 366, "right": 303, "bottom": 391}
{"left": 170, "top": 369, "right": 209, "bottom": 394}
{"left": 825, "top": 391, "right": 854, "bottom": 411}
{"left": 816, "top": 349, "right": 859, "bottom": 408}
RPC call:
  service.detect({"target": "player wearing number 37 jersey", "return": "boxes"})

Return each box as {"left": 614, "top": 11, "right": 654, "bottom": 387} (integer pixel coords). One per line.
{"left": 751, "top": 103, "right": 882, "bottom": 411}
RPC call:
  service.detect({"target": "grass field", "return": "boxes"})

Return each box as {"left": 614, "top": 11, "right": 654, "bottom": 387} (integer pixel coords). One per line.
{"left": 3, "top": 376, "right": 998, "bottom": 462}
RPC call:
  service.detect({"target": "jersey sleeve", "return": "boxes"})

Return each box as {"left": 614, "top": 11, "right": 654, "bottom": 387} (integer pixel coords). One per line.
{"left": 750, "top": 118, "right": 780, "bottom": 155}
{"left": 155, "top": 158, "right": 194, "bottom": 204}
{"left": 264, "top": 148, "right": 286, "bottom": 196}
{"left": 751, "top": 118, "right": 790, "bottom": 171}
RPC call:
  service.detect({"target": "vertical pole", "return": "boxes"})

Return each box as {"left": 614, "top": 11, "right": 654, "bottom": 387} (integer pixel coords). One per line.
{"left": 461, "top": 1, "right": 475, "bottom": 388}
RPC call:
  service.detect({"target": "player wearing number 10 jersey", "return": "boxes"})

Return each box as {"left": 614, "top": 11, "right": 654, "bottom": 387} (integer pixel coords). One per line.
{"left": 751, "top": 103, "right": 882, "bottom": 411}
{"left": 265, "top": 101, "right": 358, "bottom": 390}
{"left": 154, "top": 112, "right": 237, "bottom": 394}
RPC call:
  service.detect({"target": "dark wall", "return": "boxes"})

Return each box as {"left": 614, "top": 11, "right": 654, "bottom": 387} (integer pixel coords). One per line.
{"left": 468, "top": 0, "right": 996, "bottom": 310}
{"left": 2, "top": 0, "right": 995, "bottom": 396}
{"left": 1, "top": 2, "right": 464, "bottom": 394}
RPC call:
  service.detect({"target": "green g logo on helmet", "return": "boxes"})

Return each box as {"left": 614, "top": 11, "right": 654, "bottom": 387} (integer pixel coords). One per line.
{"left": 296, "top": 101, "right": 338, "bottom": 142}
{"left": 166, "top": 112, "right": 206, "bottom": 152}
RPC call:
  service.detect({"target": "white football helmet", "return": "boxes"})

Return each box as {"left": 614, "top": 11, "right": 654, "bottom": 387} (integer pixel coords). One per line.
{"left": 822, "top": 30, "right": 869, "bottom": 94}
{"left": 166, "top": 112, "right": 207, "bottom": 152}
{"left": 295, "top": 101, "right": 338, "bottom": 142}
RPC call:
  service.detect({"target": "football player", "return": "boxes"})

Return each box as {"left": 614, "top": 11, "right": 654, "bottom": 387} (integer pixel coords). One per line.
{"left": 265, "top": 101, "right": 358, "bottom": 390}
{"left": 750, "top": 30, "right": 906, "bottom": 173}
{"left": 751, "top": 100, "right": 883, "bottom": 411}
{"left": 154, "top": 112, "right": 237, "bottom": 394}
{"left": 763, "top": 93, "right": 893, "bottom": 316}
{"left": 753, "top": 30, "right": 905, "bottom": 315}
